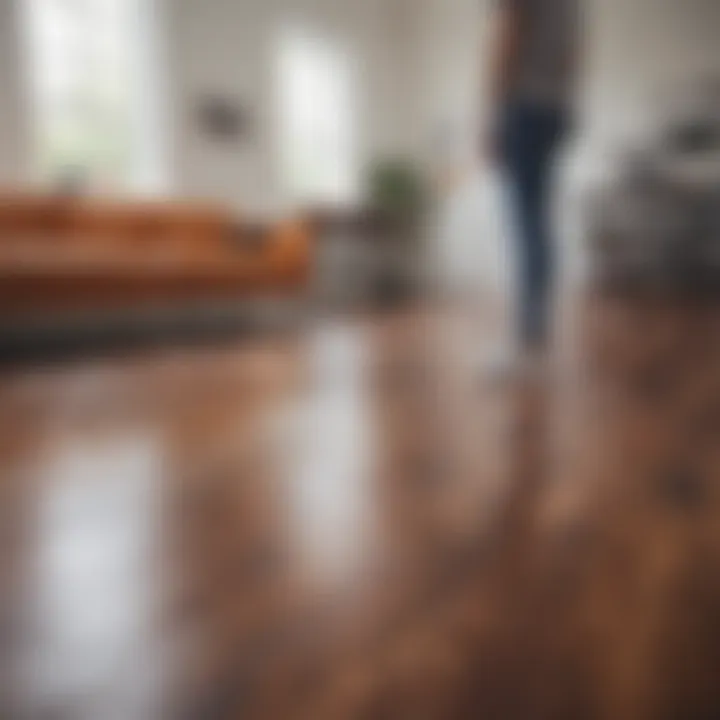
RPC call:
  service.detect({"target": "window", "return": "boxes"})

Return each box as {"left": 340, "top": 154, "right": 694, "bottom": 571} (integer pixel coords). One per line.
{"left": 276, "top": 26, "right": 359, "bottom": 206}
{"left": 23, "top": 0, "right": 165, "bottom": 193}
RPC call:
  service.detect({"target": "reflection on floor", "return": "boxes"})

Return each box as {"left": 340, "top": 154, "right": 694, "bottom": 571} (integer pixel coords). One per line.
{"left": 2, "top": 295, "right": 720, "bottom": 719}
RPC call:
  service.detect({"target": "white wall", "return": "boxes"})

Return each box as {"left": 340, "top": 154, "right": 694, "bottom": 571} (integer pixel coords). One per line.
{"left": 0, "top": 0, "right": 28, "bottom": 186}
{"left": 394, "top": 0, "right": 485, "bottom": 170}
{"left": 0, "top": 0, "right": 409, "bottom": 211}
{"left": 396, "top": 0, "right": 720, "bottom": 177}
{"left": 2, "top": 0, "right": 716, "bottom": 218}
{"left": 164, "top": 0, "right": 410, "bottom": 216}
{"left": 584, "top": 0, "right": 720, "bottom": 146}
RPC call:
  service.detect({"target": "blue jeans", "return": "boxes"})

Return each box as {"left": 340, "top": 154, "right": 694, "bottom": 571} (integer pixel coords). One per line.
{"left": 500, "top": 99, "right": 569, "bottom": 348}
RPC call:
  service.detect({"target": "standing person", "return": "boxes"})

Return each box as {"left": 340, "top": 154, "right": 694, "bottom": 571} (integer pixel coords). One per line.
{"left": 483, "top": 0, "right": 581, "bottom": 369}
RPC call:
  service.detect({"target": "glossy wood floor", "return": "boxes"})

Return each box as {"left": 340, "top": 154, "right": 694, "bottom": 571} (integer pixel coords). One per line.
{"left": 2, "top": 295, "right": 720, "bottom": 720}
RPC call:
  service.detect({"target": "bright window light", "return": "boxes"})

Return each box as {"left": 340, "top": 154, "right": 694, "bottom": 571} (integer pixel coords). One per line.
{"left": 276, "top": 26, "right": 359, "bottom": 206}
{"left": 22, "top": 0, "right": 165, "bottom": 194}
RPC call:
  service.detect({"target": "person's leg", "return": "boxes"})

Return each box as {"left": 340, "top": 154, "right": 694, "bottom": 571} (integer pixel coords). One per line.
{"left": 502, "top": 102, "right": 564, "bottom": 351}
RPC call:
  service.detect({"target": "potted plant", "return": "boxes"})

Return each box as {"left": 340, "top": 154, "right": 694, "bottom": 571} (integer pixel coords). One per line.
{"left": 367, "top": 158, "right": 426, "bottom": 240}
{"left": 365, "top": 158, "right": 428, "bottom": 305}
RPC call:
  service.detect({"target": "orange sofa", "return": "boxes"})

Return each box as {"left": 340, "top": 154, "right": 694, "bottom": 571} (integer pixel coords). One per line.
{"left": 0, "top": 194, "right": 313, "bottom": 318}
